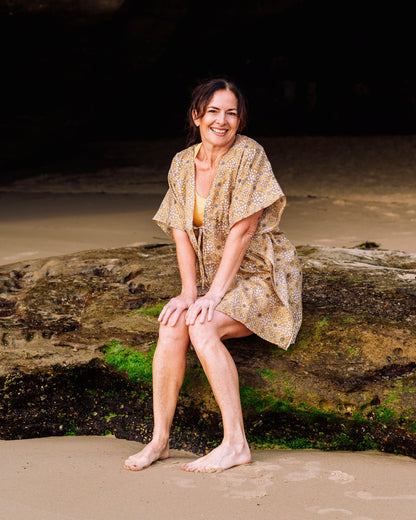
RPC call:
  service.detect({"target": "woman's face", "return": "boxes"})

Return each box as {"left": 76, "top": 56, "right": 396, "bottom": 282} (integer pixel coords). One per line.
{"left": 193, "top": 89, "right": 240, "bottom": 149}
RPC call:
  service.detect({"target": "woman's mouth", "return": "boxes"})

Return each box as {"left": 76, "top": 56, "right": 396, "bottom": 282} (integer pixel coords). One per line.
{"left": 210, "top": 128, "right": 228, "bottom": 135}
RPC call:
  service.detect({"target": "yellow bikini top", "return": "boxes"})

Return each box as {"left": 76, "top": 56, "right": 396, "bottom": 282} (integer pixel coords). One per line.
{"left": 193, "top": 143, "right": 206, "bottom": 227}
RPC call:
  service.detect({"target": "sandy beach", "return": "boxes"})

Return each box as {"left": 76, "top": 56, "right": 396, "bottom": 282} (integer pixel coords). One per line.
{"left": 1, "top": 135, "right": 416, "bottom": 518}
{"left": 0, "top": 436, "right": 415, "bottom": 520}
{"left": 1, "top": 135, "right": 416, "bottom": 266}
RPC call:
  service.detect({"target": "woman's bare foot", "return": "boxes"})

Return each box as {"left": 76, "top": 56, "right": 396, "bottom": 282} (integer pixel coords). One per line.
{"left": 124, "top": 440, "right": 170, "bottom": 471}
{"left": 182, "top": 441, "right": 251, "bottom": 473}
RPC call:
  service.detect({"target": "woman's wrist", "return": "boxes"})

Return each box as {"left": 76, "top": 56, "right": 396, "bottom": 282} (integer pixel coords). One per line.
{"left": 206, "top": 287, "right": 225, "bottom": 301}
{"left": 181, "top": 287, "right": 197, "bottom": 299}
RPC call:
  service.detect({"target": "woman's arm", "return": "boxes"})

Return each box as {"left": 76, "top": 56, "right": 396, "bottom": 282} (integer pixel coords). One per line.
{"left": 158, "top": 228, "right": 198, "bottom": 326}
{"left": 172, "top": 227, "right": 198, "bottom": 297}
{"left": 185, "top": 209, "right": 263, "bottom": 325}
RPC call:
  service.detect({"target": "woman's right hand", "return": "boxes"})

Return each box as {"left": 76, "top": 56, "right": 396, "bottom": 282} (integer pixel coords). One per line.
{"left": 158, "top": 293, "right": 196, "bottom": 327}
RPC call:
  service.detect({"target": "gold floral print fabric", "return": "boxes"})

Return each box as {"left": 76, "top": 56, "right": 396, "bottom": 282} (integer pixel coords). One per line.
{"left": 153, "top": 135, "right": 302, "bottom": 349}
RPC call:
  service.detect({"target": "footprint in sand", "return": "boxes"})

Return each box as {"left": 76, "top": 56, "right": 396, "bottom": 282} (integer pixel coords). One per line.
{"left": 328, "top": 470, "right": 355, "bottom": 484}
{"left": 284, "top": 461, "right": 322, "bottom": 482}
{"left": 306, "top": 506, "right": 374, "bottom": 519}
{"left": 175, "top": 477, "right": 198, "bottom": 489}
{"left": 279, "top": 459, "right": 355, "bottom": 485}
{"left": 215, "top": 461, "right": 282, "bottom": 500}
{"left": 345, "top": 490, "right": 416, "bottom": 501}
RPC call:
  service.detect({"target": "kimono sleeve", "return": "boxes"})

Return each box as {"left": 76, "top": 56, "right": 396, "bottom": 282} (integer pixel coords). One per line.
{"left": 228, "top": 145, "right": 286, "bottom": 228}
{"left": 152, "top": 155, "right": 186, "bottom": 238}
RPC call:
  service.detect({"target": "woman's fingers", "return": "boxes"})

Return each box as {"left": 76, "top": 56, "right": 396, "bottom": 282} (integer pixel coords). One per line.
{"left": 158, "top": 302, "right": 174, "bottom": 324}
{"left": 185, "top": 297, "right": 217, "bottom": 325}
{"left": 206, "top": 302, "right": 215, "bottom": 322}
{"left": 158, "top": 299, "right": 181, "bottom": 325}
{"left": 185, "top": 302, "right": 201, "bottom": 325}
{"left": 169, "top": 306, "right": 187, "bottom": 327}
{"left": 158, "top": 305, "right": 169, "bottom": 322}
{"left": 158, "top": 294, "right": 198, "bottom": 326}
{"left": 198, "top": 306, "right": 208, "bottom": 324}
{"left": 185, "top": 306, "right": 195, "bottom": 325}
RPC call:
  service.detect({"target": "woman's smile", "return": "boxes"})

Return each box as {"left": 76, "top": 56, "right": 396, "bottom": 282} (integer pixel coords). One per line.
{"left": 194, "top": 89, "right": 240, "bottom": 150}
{"left": 210, "top": 127, "right": 228, "bottom": 135}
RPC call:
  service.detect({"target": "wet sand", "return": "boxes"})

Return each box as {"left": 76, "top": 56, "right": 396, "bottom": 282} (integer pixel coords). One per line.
{"left": 1, "top": 190, "right": 415, "bottom": 267}
{"left": 1, "top": 135, "right": 416, "bottom": 266}
{"left": 1, "top": 436, "right": 415, "bottom": 520}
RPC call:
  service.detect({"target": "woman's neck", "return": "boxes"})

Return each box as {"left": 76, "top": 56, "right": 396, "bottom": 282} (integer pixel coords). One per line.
{"left": 197, "top": 140, "right": 234, "bottom": 169}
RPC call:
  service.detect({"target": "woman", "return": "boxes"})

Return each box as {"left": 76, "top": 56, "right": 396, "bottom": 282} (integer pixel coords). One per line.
{"left": 124, "top": 78, "right": 302, "bottom": 473}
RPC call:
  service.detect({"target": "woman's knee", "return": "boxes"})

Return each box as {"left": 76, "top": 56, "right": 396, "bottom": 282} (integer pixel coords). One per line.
{"left": 188, "top": 312, "right": 252, "bottom": 353}
{"left": 188, "top": 321, "right": 219, "bottom": 354}
{"left": 157, "top": 316, "right": 190, "bottom": 351}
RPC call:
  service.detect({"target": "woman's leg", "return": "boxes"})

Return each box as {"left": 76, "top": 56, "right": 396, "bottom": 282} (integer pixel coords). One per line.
{"left": 124, "top": 313, "right": 189, "bottom": 471}
{"left": 183, "top": 311, "right": 252, "bottom": 472}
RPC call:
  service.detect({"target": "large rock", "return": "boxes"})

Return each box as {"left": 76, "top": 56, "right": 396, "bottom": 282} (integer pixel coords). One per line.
{"left": 0, "top": 244, "right": 415, "bottom": 456}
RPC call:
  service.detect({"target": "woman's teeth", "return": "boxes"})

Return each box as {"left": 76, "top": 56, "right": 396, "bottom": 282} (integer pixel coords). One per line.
{"left": 211, "top": 128, "right": 227, "bottom": 135}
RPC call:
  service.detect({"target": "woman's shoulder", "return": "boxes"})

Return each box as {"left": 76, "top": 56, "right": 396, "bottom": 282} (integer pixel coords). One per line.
{"left": 174, "top": 144, "right": 195, "bottom": 159}
{"left": 234, "top": 135, "right": 266, "bottom": 155}
{"left": 168, "top": 145, "right": 195, "bottom": 175}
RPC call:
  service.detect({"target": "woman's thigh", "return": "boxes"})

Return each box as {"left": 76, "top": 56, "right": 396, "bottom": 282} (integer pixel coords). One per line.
{"left": 191, "top": 310, "right": 253, "bottom": 342}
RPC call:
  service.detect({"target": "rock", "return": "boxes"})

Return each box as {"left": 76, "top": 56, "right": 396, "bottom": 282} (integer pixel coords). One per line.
{"left": 0, "top": 244, "right": 415, "bottom": 456}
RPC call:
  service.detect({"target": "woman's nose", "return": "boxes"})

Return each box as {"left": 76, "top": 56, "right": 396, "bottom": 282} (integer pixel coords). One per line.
{"left": 216, "top": 111, "right": 226, "bottom": 124}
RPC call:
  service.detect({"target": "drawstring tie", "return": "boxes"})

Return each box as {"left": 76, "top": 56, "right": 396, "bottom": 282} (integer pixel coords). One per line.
{"left": 194, "top": 225, "right": 207, "bottom": 290}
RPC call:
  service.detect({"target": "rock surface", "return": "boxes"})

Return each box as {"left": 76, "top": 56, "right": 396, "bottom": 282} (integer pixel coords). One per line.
{"left": 1, "top": 244, "right": 416, "bottom": 456}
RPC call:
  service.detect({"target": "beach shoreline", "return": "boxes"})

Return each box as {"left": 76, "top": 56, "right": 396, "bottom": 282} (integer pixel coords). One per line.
{"left": 1, "top": 436, "right": 415, "bottom": 520}
{"left": 1, "top": 135, "right": 416, "bottom": 266}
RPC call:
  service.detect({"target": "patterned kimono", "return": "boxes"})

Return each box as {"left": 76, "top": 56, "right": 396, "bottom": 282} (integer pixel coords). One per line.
{"left": 153, "top": 135, "right": 302, "bottom": 349}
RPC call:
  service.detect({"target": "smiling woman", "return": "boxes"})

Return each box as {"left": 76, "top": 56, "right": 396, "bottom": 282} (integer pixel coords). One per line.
{"left": 186, "top": 78, "right": 247, "bottom": 148}
{"left": 123, "top": 77, "right": 302, "bottom": 474}
{"left": 192, "top": 90, "right": 241, "bottom": 200}
{"left": 193, "top": 89, "right": 240, "bottom": 154}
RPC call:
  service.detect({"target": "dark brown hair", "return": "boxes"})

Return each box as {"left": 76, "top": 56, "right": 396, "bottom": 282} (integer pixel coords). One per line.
{"left": 186, "top": 78, "right": 248, "bottom": 146}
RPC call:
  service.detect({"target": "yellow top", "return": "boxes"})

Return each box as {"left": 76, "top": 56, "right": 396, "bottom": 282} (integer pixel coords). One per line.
{"left": 193, "top": 191, "right": 206, "bottom": 227}
{"left": 193, "top": 143, "right": 206, "bottom": 227}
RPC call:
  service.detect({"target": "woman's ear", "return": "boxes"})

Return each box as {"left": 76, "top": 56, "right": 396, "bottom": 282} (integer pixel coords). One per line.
{"left": 192, "top": 109, "right": 200, "bottom": 127}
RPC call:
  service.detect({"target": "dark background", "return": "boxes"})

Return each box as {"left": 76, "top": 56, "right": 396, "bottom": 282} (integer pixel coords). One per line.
{"left": 0, "top": 0, "right": 415, "bottom": 176}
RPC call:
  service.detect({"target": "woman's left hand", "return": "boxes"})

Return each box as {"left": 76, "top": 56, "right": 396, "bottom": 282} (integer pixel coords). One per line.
{"left": 185, "top": 292, "right": 222, "bottom": 326}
